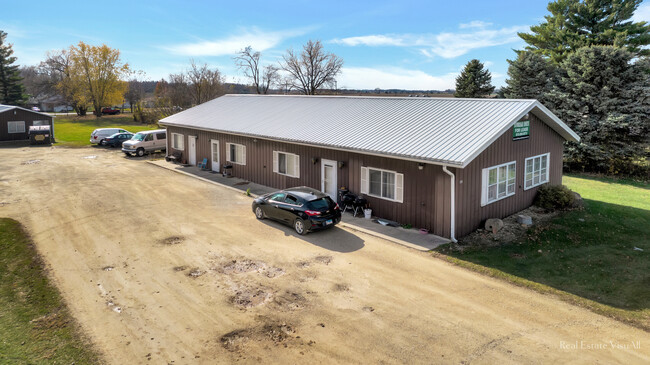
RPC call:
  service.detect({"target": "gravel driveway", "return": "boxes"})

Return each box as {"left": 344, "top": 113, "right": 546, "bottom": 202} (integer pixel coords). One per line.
{"left": 0, "top": 145, "right": 647, "bottom": 364}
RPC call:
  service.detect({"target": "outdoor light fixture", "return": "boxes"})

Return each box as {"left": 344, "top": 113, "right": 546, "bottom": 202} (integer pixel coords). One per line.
{"left": 418, "top": 163, "right": 425, "bottom": 170}
{"left": 311, "top": 157, "right": 319, "bottom": 164}
{"left": 338, "top": 161, "right": 346, "bottom": 169}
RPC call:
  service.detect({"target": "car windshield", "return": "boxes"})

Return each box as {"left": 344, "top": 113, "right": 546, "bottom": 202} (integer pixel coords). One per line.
{"left": 132, "top": 133, "right": 145, "bottom": 141}
{"left": 307, "top": 197, "right": 333, "bottom": 210}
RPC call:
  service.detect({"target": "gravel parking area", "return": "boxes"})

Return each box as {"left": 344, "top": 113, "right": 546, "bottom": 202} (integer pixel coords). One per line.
{"left": 0, "top": 145, "right": 647, "bottom": 364}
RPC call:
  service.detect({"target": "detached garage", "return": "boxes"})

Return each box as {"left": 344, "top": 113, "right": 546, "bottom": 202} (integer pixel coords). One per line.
{"left": 0, "top": 104, "right": 55, "bottom": 142}
{"left": 159, "top": 95, "right": 579, "bottom": 240}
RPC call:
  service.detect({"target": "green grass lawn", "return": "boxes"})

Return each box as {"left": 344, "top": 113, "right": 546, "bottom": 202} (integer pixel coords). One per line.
{"left": 435, "top": 174, "right": 650, "bottom": 329}
{"left": 0, "top": 218, "right": 101, "bottom": 364}
{"left": 53, "top": 114, "right": 158, "bottom": 147}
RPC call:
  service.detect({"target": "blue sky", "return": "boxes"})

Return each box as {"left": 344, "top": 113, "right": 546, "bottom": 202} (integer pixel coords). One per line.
{"left": 2, "top": 0, "right": 649, "bottom": 90}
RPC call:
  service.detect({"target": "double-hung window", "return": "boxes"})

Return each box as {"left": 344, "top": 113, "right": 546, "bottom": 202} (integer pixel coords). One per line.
{"left": 525, "top": 153, "right": 549, "bottom": 189}
{"left": 273, "top": 151, "right": 300, "bottom": 178}
{"left": 360, "top": 166, "right": 404, "bottom": 203}
{"left": 8, "top": 121, "right": 25, "bottom": 134}
{"left": 226, "top": 143, "right": 246, "bottom": 165}
{"left": 171, "top": 133, "right": 184, "bottom": 150}
{"left": 482, "top": 161, "right": 516, "bottom": 206}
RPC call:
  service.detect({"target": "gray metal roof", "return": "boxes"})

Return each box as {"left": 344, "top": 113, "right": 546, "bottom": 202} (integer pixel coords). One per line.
{"left": 0, "top": 104, "right": 55, "bottom": 118}
{"left": 159, "top": 95, "right": 579, "bottom": 167}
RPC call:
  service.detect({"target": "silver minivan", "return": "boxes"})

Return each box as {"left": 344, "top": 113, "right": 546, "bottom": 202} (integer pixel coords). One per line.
{"left": 122, "top": 129, "right": 167, "bottom": 157}
{"left": 90, "top": 128, "right": 130, "bottom": 145}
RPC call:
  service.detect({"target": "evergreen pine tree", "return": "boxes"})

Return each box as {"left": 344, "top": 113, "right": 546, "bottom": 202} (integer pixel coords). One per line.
{"left": 454, "top": 59, "right": 495, "bottom": 98}
{"left": 518, "top": 0, "right": 650, "bottom": 63}
{"left": 548, "top": 46, "right": 649, "bottom": 174}
{"left": 502, "top": 52, "right": 557, "bottom": 103}
{"left": 0, "top": 30, "right": 26, "bottom": 105}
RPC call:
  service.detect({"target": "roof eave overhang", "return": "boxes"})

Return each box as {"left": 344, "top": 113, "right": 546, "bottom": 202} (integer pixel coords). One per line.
{"left": 159, "top": 121, "right": 465, "bottom": 168}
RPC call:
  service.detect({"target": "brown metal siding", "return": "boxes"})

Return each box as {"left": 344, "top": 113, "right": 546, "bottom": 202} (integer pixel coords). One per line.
{"left": 0, "top": 109, "right": 54, "bottom": 141}
{"left": 454, "top": 114, "right": 565, "bottom": 237}
{"left": 166, "top": 126, "right": 452, "bottom": 238}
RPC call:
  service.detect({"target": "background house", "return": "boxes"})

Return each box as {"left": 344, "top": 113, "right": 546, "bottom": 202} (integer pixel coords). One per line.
{"left": 159, "top": 95, "right": 579, "bottom": 239}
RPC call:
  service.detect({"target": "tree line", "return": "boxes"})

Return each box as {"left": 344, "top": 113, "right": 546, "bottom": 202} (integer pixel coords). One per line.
{"left": 1, "top": 32, "right": 344, "bottom": 121}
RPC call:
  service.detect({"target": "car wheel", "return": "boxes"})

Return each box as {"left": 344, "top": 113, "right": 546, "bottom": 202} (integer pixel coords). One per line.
{"left": 99, "top": 139, "right": 106, "bottom": 146}
{"left": 294, "top": 218, "right": 306, "bottom": 235}
{"left": 255, "top": 206, "right": 264, "bottom": 220}
{"left": 136, "top": 148, "right": 145, "bottom": 157}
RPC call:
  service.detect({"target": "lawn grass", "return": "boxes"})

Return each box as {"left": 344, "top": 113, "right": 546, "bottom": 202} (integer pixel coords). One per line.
{"left": 435, "top": 174, "right": 650, "bottom": 330}
{"left": 0, "top": 218, "right": 102, "bottom": 364}
{"left": 53, "top": 114, "right": 158, "bottom": 147}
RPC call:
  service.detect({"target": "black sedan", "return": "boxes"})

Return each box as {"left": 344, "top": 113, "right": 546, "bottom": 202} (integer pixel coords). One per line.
{"left": 105, "top": 132, "right": 134, "bottom": 147}
{"left": 252, "top": 187, "right": 341, "bottom": 235}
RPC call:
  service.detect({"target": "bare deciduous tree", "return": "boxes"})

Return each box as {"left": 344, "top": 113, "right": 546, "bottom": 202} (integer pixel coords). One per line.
{"left": 234, "top": 46, "right": 280, "bottom": 94}
{"left": 187, "top": 59, "right": 224, "bottom": 104}
{"left": 280, "top": 40, "right": 343, "bottom": 95}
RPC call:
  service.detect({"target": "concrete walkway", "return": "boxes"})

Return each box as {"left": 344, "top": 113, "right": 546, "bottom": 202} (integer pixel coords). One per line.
{"left": 147, "top": 159, "right": 449, "bottom": 251}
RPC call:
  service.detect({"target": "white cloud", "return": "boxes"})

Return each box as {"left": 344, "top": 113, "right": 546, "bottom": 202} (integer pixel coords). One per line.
{"left": 331, "top": 24, "right": 528, "bottom": 59}
{"left": 459, "top": 20, "right": 493, "bottom": 29}
{"left": 163, "top": 27, "right": 308, "bottom": 56}
{"left": 332, "top": 35, "right": 406, "bottom": 47}
{"left": 632, "top": 3, "right": 650, "bottom": 22}
{"left": 338, "top": 67, "right": 457, "bottom": 90}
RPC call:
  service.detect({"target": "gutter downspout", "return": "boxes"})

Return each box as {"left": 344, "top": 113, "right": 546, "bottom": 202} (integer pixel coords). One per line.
{"left": 442, "top": 166, "right": 457, "bottom": 243}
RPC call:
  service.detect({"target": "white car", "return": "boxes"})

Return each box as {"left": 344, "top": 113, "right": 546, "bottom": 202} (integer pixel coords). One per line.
{"left": 90, "top": 128, "right": 130, "bottom": 145}
{"left": 122, "top": 129, "right": 167, "bottom": 157}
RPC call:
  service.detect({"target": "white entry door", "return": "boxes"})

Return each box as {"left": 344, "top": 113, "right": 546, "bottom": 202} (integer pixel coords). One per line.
{"left": 210, "top": 140, "right": 220, "bottom": 172}
{"left": 188, "top": 136, "right": 197, "bottom": 166}
{"left": 321, "top": 159, "right": 337, "bottom": 200}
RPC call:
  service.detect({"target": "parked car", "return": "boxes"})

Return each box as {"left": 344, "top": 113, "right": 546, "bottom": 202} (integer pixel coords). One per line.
{"left": 122, "top": 129, "right": 167, "bottom": 157}
{"left": 104, "top": 132, "right": 134, "bottom": 147}
{"left": 90, "top": 128, "right": 130, "bottom": 145}
{"left": 101, "top": 107, "right": 121, "bottom": 115}
{"left": 252, "top": 187, "right": 341, "bottom": 235}
{"left": 31, "top": 106, "right": 41, "bottom": 112}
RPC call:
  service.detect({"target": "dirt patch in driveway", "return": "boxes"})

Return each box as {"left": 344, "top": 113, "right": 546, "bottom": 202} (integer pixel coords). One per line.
{"left": 273, "top": 290, "right": 308, "bottom": 311}
{"left": 220, "top": 322, "right": 296, "bottom": 352}
{"left": 220, "top": 259, "right": 267, "bottom": 274}
{"left": 230, "top": 286, "right": 273, "bottom": 308}
{"left": 159, "top": 236, "right": 184, "bottom": 245}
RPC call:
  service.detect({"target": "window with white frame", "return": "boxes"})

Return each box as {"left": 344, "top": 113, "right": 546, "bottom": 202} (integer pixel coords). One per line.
{"left": 171, "top": 133, "right": 184, "bottom": 150}
{"left": 482, "top": 161, "right": 516, "bottom": 206}
{"left": 8, "top": 121, "right": 25, "bottom": 134}
{"left": 226, "top": 143, "right": 246, "bottom": 165}
{"left": 525, "top": 153, "right": 549, "bottom": 189}
{"left": 273, "top": 151, "right": 300, "bottom": 178}
{"left": 360, "top": 166, "right": 404, "bottom": 203}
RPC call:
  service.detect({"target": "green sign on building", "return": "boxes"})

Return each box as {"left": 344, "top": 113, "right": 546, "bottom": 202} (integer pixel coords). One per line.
{"left": 513, "top": 120, "right": 530, "bottom": 140}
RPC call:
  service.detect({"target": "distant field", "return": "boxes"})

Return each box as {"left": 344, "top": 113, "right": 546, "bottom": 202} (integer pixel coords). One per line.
{"left": 436, "top": 174, "right": 650, "bottom": 330}
{"left": 53, "top": 114, "right": 158, "bottom": 147}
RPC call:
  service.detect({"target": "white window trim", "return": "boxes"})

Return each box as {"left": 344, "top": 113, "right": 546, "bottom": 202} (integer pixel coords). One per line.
{"left": 171, "top": 133, "right": 184, "bottom": 150}
{"left": 272, "top": 151, "right": 300, "bottom": 178}
{"left": 524, "top": 153, "right": 550, "bottom": 190}
{"left": 481, "top": 160, "right": 516, "bottom": 206}
{"left": 8, "top": 121, "right": 25, "bottom": 134}
{"left": 360, "top": 166, "right": 404, "bottom": 203}
{"left": 226, "top": 142, "right": 246, "bottom": 165}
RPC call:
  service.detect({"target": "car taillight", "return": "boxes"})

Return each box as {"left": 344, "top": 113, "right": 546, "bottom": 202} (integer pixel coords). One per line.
{"left": 334, "top": 203, "right": 340, "bottom": 210}
{"left": 93, "top": 136, "right": 97, "bottom": 139}
{"left": 305, "top": 210, "right": 321, "bottom": 216}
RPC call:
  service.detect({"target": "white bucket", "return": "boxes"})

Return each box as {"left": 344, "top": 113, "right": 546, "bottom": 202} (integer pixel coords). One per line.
{"left": 364, "top": 209, "right": 372, "bottom": 219}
